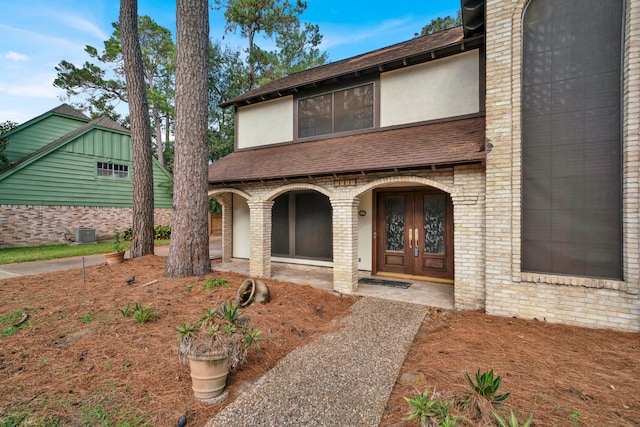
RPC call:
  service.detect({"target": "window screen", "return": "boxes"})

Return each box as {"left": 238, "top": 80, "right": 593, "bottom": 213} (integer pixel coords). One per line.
{"left": 271, "top": 191, "right": 333, "bottom": 260}
{"left": 297, "top": 83, "right": 374, "bottom": 138}
{"left": 521, "top": 0, "right": 623, "bottom": 278}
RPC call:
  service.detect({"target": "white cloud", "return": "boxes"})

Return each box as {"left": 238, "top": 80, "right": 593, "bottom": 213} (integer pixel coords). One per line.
{"left": 4, "top": 51, "right": 29, "bottom": 61}
{"left": 0, "top": 74, "right": 63, "bottom": 99}
{"left": 56, "top": 13, "right": 109, "bottom": 41}
{"left": 318, "top": 17, "right": 414, "bottom": 59}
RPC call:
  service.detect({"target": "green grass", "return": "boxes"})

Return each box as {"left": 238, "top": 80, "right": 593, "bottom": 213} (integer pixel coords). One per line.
{"left": 0, "top": 310, "right": 31, "bottom": 337}
{"left": 0, "top": 240, "right": 170, "bottom": 265}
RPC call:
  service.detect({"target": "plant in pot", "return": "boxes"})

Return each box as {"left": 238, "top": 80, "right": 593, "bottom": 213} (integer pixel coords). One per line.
{"left": 177, "top": 300, "right": 262, "bottom": 402}
{"left": 105, "top": 230, "right": 125, "bottom": 265}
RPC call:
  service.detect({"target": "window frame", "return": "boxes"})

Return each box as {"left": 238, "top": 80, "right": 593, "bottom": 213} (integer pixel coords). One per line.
{"left": 97, "top": 161, "right": 130, "bottom": 179}
{"left": 520, "top": 0, "right": 624, "bottom": 280}
{"left": 294, "top": 80, "right": 378, "bottom": 140}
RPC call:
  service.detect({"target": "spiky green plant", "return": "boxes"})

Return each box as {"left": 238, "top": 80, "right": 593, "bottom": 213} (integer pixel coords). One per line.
{"left": 493, "top": 410, "right": 533, "bottom": 427}
{"left": 464, "top": 369, "right": 510, "bottom": 404}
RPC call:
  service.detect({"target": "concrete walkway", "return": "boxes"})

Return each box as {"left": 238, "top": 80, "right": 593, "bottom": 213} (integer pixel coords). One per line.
{"left": 207, "top": 297, "right": 428, "bottom": 427}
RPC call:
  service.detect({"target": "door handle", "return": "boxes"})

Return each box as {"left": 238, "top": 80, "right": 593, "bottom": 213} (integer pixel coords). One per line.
{"left": 409, "top": 228, "right": 413, "bottom": 248}
{"left": 414, "top": 228, "right": 419, "bottom": 248}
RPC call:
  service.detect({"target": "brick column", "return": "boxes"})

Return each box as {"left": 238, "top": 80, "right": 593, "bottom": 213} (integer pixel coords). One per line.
{"left": 248, "top": 200, "right": 273, "bottom": 278}
{"left": 451, "top": 166, "right": 486, "bottom": 309}
{"left": 330, "top": 196, "right": 360, "bottom": 294}
{"left": 215, "top": 193, "right": 233, "bottom": 263}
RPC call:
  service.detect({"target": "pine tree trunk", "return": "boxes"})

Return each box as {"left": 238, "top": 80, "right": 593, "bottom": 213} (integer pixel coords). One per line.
{"left": 165, "top": 0, "right": 210, "bottom": 277}
{"left": 120, "top": 0, "right": 155, "bottom": 258}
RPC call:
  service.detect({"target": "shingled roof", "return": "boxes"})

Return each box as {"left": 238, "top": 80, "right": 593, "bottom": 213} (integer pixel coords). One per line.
{"left": 222, "top": 26, "right": 483, "bottom": 108}
{"left": 208, "top": 115, "right": 485, "bottom": 184}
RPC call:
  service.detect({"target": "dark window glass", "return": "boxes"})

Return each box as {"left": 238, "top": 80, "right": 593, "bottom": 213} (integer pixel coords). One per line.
{"left": 271, "top": 191, "right": 332, "bottom": 260}
{"left": 295, "top": 192, "right": 332, "bottom": 259}
{"left": 423, "top": 194, "right": 445, "bottom": 254}
{"left": 297, "top": 83, "right": 374, "bottom": 138}
{"left": 385, "top": 197, "right": 404, "bottom": 251}
{"left": 521, "top": 0, "right": 623, "bottom": 279}
{"left": 298, "top": 94, "right": 332, "bottom": 138}
{"left": 271, "top": 194, "right": 290, "bottom": 256}
{"left": 335, "top": 84, "right": 374, "bottom": 133}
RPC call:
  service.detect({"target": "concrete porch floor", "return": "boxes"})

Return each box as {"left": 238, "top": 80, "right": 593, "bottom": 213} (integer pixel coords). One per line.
{"left": 212, "top": 259, "right": 454, "bottom": 310}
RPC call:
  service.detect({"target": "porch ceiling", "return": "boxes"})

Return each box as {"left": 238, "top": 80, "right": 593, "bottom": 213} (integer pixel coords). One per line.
{"left": 208, "top": 114, "right": 486, "bottom": 185}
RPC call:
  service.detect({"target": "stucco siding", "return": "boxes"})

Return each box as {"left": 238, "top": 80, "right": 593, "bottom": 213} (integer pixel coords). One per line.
{"left": 236, "top": 96, "right": 294, "bottom": 149}
{"left": 232, "top": 193, "right": 250, "bottom": 258}
{"left": 380, "top": 50, "right": 480, "bottom": 127}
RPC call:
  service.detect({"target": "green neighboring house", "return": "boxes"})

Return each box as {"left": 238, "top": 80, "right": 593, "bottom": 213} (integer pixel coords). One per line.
{"left": 0, "top": 104, "right": 173, "bottom": 247}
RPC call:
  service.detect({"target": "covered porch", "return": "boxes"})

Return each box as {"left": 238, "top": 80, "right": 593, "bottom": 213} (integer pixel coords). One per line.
{"left": 212, "top": 258, "right": 455, "bottom": 310}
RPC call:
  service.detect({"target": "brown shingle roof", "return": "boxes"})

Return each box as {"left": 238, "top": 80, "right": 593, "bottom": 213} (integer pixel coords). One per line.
{"left": 221, "top": 26, "right": 475, "bottom": 108}
{"left": 208, "top": 115, "right": 485, "bottom": 184}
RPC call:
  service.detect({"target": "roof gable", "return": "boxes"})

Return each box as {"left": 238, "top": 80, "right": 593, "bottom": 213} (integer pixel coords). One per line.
{"left": 0, "top": 115, "right": 130, "bottom": 180}
{"left": 1, "top": 104, "right": 90, "bottom": 140}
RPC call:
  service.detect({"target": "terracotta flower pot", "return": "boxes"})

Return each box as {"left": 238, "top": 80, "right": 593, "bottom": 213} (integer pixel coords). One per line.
{"left": 188, "top": 353, "right": 230, "bottom": 401}
{"left": 105, "top": 251, "right": 125, "bottom": 265}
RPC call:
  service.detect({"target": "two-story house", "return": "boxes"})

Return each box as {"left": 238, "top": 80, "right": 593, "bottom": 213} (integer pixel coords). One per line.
{"left": 208, "top": 0, "right": 640, "bottom": 332}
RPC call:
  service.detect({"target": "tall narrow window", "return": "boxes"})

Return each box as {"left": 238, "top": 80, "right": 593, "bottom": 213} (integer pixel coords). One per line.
{"left": 521, "top": 0, "right": 623, "bottom": 278}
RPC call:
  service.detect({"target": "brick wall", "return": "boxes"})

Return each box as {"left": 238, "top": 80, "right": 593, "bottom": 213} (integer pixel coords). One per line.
{"left": 484, "top": 0, "right": 640, "bottom": 332}
{"left": 0, "top": 205, "right": 172, "bottom": 247}
{"left": 210, "top": 165, "right": 486, "bottom": 303}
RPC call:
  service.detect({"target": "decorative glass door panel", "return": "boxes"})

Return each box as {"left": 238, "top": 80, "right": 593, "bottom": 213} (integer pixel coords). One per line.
{"left": 385, "top": 197, "right": 405, "bottom": 251}
{"left": 376, "top": 190, "right": 453, "bottom": 281}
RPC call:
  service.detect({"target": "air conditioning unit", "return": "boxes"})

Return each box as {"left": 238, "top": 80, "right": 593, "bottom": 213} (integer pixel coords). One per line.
{"left": 75, "top": 228, "right": 96, "bottom": 244}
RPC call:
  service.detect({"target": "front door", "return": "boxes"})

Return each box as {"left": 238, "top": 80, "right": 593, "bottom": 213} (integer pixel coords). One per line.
{"left": 375, "top": 190, "right": 453, "bottom": 281}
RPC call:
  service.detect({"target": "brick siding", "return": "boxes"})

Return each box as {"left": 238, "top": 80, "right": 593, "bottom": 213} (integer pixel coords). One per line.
{"left": 484, "top": 0, "right": 640, "bottom": 332}
{"left": 0, "top": 205, "right": 172, "bottom": 247}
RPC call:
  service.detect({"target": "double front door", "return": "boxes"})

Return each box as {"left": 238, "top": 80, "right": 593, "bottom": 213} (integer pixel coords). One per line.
{"left": 375, "top": 190, "right": 454, "bottom": 281}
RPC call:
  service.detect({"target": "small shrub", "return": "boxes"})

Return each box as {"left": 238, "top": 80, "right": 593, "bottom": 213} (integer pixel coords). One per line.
{"left": 464, "top": 369, "right": 510, "bottom": 404}
{"left": 154, "top": 224, "right": 171, "bottom": 239}
{"left": 404, "top": 388, "right": 458, "bottom": 426}
{"left": 121, "top": 227, "right": 133, "bottom": 241}
{"left": 79, "top": 314, "right": 94, "bottom": 324}
{"left": 111, "top": 230, "right": 124, "bottom": 253}
{"left": 118, "top": 302, "right": 158, "bottom": 323}
{"left": 118, "top": 303, "right": 132, "bottom": 317}
{"left": 202, "top": 277, "right": 228, "bottom": 290}
{"left": 132, "top": 303, "right": 158, "bottom": 324}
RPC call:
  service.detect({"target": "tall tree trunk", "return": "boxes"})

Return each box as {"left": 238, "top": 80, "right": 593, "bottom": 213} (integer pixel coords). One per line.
{"left": 165, "top": 0, "right": 210, "bottom": 277}
{"left": 120, "top": 0, "right": 155, "bottom": 258}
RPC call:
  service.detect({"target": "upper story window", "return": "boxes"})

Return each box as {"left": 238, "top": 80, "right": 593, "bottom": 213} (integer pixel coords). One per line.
{"left": 298, "top": 83, "right": 374, "bottom": 138}
{"left": 97, "top": 161, "right": 129, "bottom": 179}
{"left": 521, "top": 0, "right": 623, "bottom": 279}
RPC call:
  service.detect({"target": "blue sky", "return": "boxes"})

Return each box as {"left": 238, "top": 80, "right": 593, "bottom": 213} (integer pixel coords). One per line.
{"left": 0, "top": 0, "right": 461, "bottom": 124}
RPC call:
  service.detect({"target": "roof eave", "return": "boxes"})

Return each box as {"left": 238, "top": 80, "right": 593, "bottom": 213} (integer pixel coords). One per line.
{"left": 208, "top": 158, "right": 485, "bottom": 187}
{"left": 220, "top": 34, "right": 484, "bottom": 109}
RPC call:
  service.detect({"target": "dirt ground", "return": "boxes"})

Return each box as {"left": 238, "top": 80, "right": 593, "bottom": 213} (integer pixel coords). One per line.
{"left": 1, "top": 256, "right": 638, "bottom": 427}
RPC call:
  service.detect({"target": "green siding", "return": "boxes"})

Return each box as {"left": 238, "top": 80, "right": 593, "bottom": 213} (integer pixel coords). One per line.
{"left": 64, "top": 130, "right": 131, "bottom": 161}
{"left": 3, "top": 116, "right": 88, "bottom": 164}
{"left": 0, "top": 128, "right": 172, "bottom": 209}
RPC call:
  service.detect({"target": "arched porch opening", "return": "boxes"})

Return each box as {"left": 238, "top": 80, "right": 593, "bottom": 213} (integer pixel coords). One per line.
{"left": 270, "top": 190, "right": 333, "bottom": 266}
